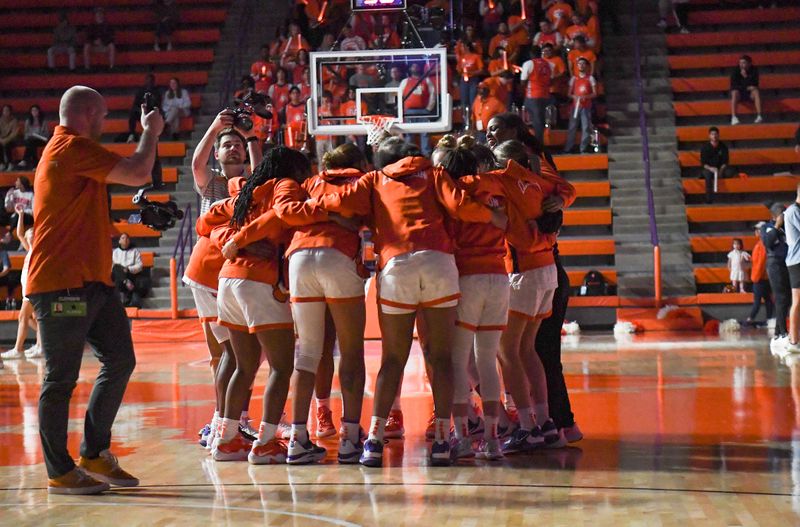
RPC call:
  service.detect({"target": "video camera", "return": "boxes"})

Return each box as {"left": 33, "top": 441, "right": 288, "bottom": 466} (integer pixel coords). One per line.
{"left": 129, "top": 187, "right": 184, "bottom": 231}
{"left": 229, "top": 91, "right": 274, "bottom": 132}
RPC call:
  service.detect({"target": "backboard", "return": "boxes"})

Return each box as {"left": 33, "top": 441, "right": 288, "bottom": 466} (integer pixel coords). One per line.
{"left": 307, "top": 47, "right": 451, "bottom": 137}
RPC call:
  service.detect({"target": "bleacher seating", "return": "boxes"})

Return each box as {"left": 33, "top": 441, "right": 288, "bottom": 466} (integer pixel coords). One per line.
{"left": 669, "top": 2, "right": 800, "bottom": 294}
{"left": 0, "top": 0, "right": 230, "bottom": 299}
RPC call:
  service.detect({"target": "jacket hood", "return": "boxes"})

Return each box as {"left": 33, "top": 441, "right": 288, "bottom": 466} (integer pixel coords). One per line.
{"left": 381, "top": 156, "right": 433, "bottom": 180}
{"left": 319, "top": 168, "right": 363, "bottom": 182}
{"left": 227, "top": 176, "right": 246, "bottom": 197}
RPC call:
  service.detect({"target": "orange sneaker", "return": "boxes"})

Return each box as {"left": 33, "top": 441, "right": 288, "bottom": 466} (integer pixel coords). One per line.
{"left": 248, "top": 438, "right": 288, "bottom": 465}
{"left": 384, "top": 409, "right": 404, "bottom": 439}
{"left": 316, "top": 406, "right": 336, "bottom": 439}
{"left": 213, "top": 433, "right": 252, "bottom": 461}
{"left": 48, "top": 467, "right": 110, "bottom": 495}
{"left": 78, "top": 450, "right": 139, "bottom": 487}
{"left": 424, "top": 412, "right": 436, "bottom": 439}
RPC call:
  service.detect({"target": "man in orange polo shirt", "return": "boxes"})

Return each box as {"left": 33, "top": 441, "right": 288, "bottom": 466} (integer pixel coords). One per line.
{"left": 27, "top": 86, "right": 163, "bottom": 495}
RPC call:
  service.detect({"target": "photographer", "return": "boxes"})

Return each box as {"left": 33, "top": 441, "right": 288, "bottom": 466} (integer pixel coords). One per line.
{"left": 27, "top": 85, "right": 163, "bottom": 494}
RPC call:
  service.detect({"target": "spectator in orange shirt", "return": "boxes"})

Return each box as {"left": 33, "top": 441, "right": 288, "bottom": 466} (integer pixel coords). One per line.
{"left": 546, "top": 0, "right": 574, "bottom": 34}
{"left": 251, "top": 45, "right": 277, "bottom": 94}
{"left": 281, "top": 22, "right": 311, "bottom": 61}
{"left": 472, "top": 82, "right": 507, "bottom": 141}
{"left": 533, "top": 20, "right": 564, "bottom": 52}
{"left": 458, "top": 42, "right": 484, "bottom": 114}
{"left": 372, "top": 15, "right": 401, "bottom": 49}
{"left": 487, "top": 48, "right": 509, "bottom": 78}
{"left": 520, "top": 45, "right": 554, "bottom": 144}
{"left": 507, "top": 16, "right": 531, "bottom": 62}
{"left": 479, "top": 0, "right": 505, "bottom": 37}
{"left": 542, "top": 43, "right": 568, "bottom": 100}
{"left": 315, "top": 91, "right": 338, "bottom": 163}
{"left": 488, "top": 23, "right": 516, "bottom": 61}
{"left": 567, "top": 36, "right": 597, "bottom": 76}
{"left": 565, "top": 13, "right": 595, "bottom": 50}
{"left": 268, "top": 68, "right": 291, "bottom": 115}
{"left": 456, "top": 25, "right": 484, "bottom": 63}
{"left": 481, "top": 71, "right": 514, "bottom": 108}
{"left": 747, "top": 222, "right": 774, "bottom": 326}
{"left": 400, "top": 62, "right": 437, "bottom": 155}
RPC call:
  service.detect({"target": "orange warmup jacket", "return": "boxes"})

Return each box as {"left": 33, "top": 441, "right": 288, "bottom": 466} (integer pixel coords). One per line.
{"left": 305, "top": 156, "right": 493, "bottom": 270}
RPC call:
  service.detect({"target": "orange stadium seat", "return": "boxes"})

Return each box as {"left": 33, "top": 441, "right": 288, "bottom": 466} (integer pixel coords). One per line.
{"left": 666, "top": 29, "right": 800, "bottom": 49}
{"left": 563, "top": 208, "right": 612, "bottom": 226}
{"left": 683, "top": 175, "right": 799, "bottom": 194}
{"left": 676, "top": 123, "right": 798, "bottom": 142}
{"left": 0, "top": 29, "right": 221, "bottom": 50}
{"left": 572, "top": 181, "right": 611, "bottom": 198}
{"left": 686, "top": 205, "right": 770, "bottom": 223}
{"left": 691, "top": 235, "right": 756, "bottom": 253}
{"left": 0, "top": 8, "right": 227, "bottom": 29}
{"left": 671, "top": 74, "right": 800, "bottom": 94}
{"left": 679, "top": 148, "right": 799, "bottom": 167}
{"left": 668, "top": 51, "right": 800, "bottom": 70}
{"left": 6, "top": 49, "right": 214, "bottom": 69}
{"left": 674, "top": 99, "right": 800, "bottom": 117}
{"left": 3, "top": 94, "right": 201, "bottom": 114}
{"left": 0, "top": 167, "right": 178, "bottom": 187}
{"left": 688, "top": 7, "right": 800, "bottom": 25}
{"left": 558, "top": 238, "right": 615, "bottom": 255}
{"left": 553, "top": 154, "right": 609, "bottom": 171}
{"left": 0, "top": 71, "right": 209, "bottom": 91}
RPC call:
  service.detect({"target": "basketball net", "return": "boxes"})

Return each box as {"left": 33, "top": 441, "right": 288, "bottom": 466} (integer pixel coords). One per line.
{"left": 358, "top": 115, "right": 397, "bottom": 146}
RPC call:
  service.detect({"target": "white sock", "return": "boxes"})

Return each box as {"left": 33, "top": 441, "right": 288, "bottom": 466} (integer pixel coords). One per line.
{"left": 342, "top": 421, "right": 360, "bottom": 443}
{"left": 368, "top": 416, "right": 387, "bottom": 442}
{"left": 221, "top": 418, "right": 239, "bottom": 440}
{"left": 434, "top": 418, "right": 450, "bottom": 443}
{"left": 518, "top": 408, "right": 534, "bottom": 431}
{"left": 290, "top": 423, "right": 309, "bottom": 443}
{"left": 454, "top": 416, "right": 468, "bottom": 440}
{"left": 485, "top": 415, "right": 499, "bottom": 440}
{"left": 534, "top": 403, "right": 550, "bottom": 424}
{"left": 504, "top": 393, "right": 516, "bottom": 412}
{"left": 211, "top": 410, "right": 220, "bottom": 428}
{"left": 467, "top": 394, "right": 479, "bottom": 420}
{"left": 240, "top": 410, "right": 249, "bottom": 421}
{"left": 391, "top": 393, "right": 402, "bottom": 412}
{"left": 257, "top": 422, "right": 278, "bottom": 444}
{"left": 317, "top": 397, "right": 331, "bottom": 410}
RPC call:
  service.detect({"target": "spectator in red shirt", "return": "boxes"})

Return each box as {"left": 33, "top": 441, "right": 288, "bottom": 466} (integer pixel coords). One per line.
{"left": 268, "top": 68, "right": 291, "bottom": 115}
{"left": 520, "top": 45, "right": 554, "bottom": 143}
{"left": 567, "top": 36, "right": 597, "bottom": 77}
{"left": 251, "top": 45, "right": 277, "bottom": 94}
{"left": 533, "top": 20, "right": 563, "bottom": 52}
{"left": 563, "top": 57, "right": 596, "bottom": 154}
{"left": 542, "top": 43, "right": 568, "bottom": 100}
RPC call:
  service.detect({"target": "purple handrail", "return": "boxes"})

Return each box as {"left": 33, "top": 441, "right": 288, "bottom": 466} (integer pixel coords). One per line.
{"left": 171, "top": 203, "right": 193, "bottom": 284}
{"left": 633, "top": 5, "right": 660, "bottom": 248}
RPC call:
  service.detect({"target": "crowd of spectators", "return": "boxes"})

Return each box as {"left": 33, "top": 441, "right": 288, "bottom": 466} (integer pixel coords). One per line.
{"left": 240, "top": 0, "right": 604, "bottom": 160}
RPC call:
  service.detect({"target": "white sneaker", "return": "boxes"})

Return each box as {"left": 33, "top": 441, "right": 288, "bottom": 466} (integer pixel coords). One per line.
{"left": 680, "top": 26, "right": 689, "bottom": 34}
{"left": 771, "top": 335, "right": 790, "bottom": 356}
{"left": 731, "top": 115, "right": 740, "bottom": 125}
{"left": 452, "top": 436, "right": 475, "bottom": 459}
{"left": 754, "top": 115, "right": 763, "bottom": 124}
{"left": 785, "top": 341, "right": 800, "bottom": 354}
{"left": 1, "top": 348, "right": 25, "bottom": 360}
{"left": 476, "top": 438, "right": 504, "bottom": 460}
{"left": 126, "top": 134, "right": 136, "bottom": 143}
{"left": 154, "top": 43, "right": 160, "bottom": 51}
{"left": 656, "top": 19, "right": 668, "bottom": 29}
{"left": 24, "top": 345, "right": 43, "bottom": 358}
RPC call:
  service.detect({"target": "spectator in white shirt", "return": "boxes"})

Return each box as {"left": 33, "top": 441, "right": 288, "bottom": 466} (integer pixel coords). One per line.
{"left": 112, "top": 233, "right": 150, "bottom": 308}
{"left": 162, "top": 77, "right": 191, "bottom": 140}
{"left": 340, "top": 25, "right": 366, "bottom": 51}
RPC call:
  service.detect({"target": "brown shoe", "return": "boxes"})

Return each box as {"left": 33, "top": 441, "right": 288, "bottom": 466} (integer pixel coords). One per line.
{"left": 48, "top": 467, "right": 110, "bottom": 495}
{"left": 78, "top": 450, "right": 139, "bottom": 487}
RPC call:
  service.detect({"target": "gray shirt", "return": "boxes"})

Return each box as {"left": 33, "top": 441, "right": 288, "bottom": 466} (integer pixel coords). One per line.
{"left": 195, "top": 169, "right": 232, "bottom": 215}
{"left": 785, "top": 202, "right": 800, "bottom": 267}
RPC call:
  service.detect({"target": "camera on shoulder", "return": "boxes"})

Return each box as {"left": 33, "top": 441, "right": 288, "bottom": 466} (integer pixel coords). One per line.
{"left": 129, "top": 186, "right": 184, "bottom": 231}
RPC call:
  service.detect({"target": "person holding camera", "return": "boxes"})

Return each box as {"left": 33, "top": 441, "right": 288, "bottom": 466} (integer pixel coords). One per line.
{"left": 189, "top": 110, "right": 263, "bottom": 446}
{"left": 26, "top": 85, "right": 163, "bottom": 495}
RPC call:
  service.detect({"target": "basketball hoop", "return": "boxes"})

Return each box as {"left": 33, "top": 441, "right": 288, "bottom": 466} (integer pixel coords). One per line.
{"left": 359, "top": 114, "right": 398, "bottom": 146}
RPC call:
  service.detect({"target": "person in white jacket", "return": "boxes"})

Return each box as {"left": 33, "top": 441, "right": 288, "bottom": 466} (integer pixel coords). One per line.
{"left": 112, "top": 233, "right": 150, "bottom": 307}
{"left": 162, "top": 77, "right": 191, "bottom": 140}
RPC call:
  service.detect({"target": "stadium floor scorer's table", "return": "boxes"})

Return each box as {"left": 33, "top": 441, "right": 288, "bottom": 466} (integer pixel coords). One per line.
{"left": 1, "top": 332, "right": 798, "bottom": 525}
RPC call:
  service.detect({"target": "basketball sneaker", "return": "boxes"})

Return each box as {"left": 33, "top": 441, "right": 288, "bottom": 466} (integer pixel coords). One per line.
{"left": 476, "top": 439, "right": 504, "bottom": 461}
{"left": 424, "top": 412, "right": 436, "bottom": 440}
{"left": 287, "top": 437, "right": 327, "bottom": 465}
{"left": 198, "top": 423, "right": 211, "bottom": 447}
{"left": 78, "top": 450, "right": 139, "bottom": 487}
{"left": 359, "top": 439, "right": 384, "bottom": 467}
{"left": 562, "top": 422, "right": 583, "bottom": 443}
{"left": 0, "top": 348, "right": 24, "bottom": 360}
{"left": 429, "top": 440, "right": 451, "bottom": 466}
{"left": 498, "top": 407, "right": 519, "bottom": 438}
{"left": 451, "top": 436, "right": 475, "bottom": 460}
{"left": 384, "top": 409, "right": 404, "bottom": 439}
{"left": 239, "top": 418, "right": 259, "bottom": 442}
{"left": 338, "top": 438, "right": 364, "bottom": 464}
{"left": 541, "top": 419, "right": 567, "bottom": 448}
{"left": 316, "top": 406, "right": 336, "bottom": 439}
{"left": 249, "top": 438, "right": 288, "bottom": 464}
{"left": 24, "top": 344, "right": 42, "bottom": 358}
{"left": 771, "top": 335, "right": 790, "bottom": 357}
{"left": 48, "top": 467, "right": 110, "bottom": 495}
{"left": 213, "top": 433, "right": 252, "bottom": 461}
{"left": 502, "top": 427, "right": 544, "bottom": 454}
{"left": 468, "top": 416, "right": 485, "bottom": 438}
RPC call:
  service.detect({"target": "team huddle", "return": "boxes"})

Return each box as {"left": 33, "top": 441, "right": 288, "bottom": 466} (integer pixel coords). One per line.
{"left": 187, "top": 109, "right": 581, "bottom": 468}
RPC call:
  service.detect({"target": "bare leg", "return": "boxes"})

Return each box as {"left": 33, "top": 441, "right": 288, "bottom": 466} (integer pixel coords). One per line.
{"left": 420, "top": 306, "right": 456, "bottom": 420}
{"left": 328, "top": 301, "right": 366, "bottom": 424}
{"left": 255, "top": 329, "right": 295, "bottom": 426}
{"left": 223, "top": 330, "right": 261, "bottom": 420}
{"left": 13, "top": 300, "right": 33, "bottom": 353}
{"left": 499, "top": 315, "right": 533, "bottom": 417}
{"left": 790, "top": 288, "right": 800, "bottom": 345}
{"left": 372, "top": 311, "right": 416, "bottom": 419}
{"left": 752, "top": 88, "right": 762, "bottom": 116}
{"left": 730, "top": 90, "right": 739, "bottom": 119}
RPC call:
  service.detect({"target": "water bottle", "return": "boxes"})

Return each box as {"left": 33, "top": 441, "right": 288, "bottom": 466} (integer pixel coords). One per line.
{"left": 545, "top": 104, "right": 557, "bottom": 129}
{"left": 361, "top": 229, "right": 376, "bottom": 272}
{"left": 591, "top": 127, "right": 601, "bottom": 153}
